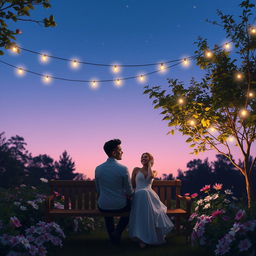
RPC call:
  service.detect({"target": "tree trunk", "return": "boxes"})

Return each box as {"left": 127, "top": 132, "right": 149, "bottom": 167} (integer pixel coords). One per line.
{"left": 244, "top": 172, "right": 254, "bottom": 208}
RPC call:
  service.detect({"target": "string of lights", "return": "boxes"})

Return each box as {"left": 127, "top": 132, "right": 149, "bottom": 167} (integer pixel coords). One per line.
{"left": 0, "top": 59, "right": 186, "bottom": 87}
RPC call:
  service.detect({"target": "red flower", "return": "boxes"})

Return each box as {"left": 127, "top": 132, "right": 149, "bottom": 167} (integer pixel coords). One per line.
{"left": 213, "top": 183, "right": 223, "bottom": 190}
{"left": 200, "top": 185, "right": 211, "bottom": 192}
{"left": 191, "top": 193, "right": 198, "bottom": 199}
{"left": 211, "top": 209, "right": 223, "bottom": 218}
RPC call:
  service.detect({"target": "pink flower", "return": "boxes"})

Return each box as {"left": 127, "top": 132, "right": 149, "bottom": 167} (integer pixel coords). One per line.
{"left": 191, "top": 193, "right": 198, "bottom": 198}
{"left": 235, "top": 209, "right": 246, "bottom": 221}
{"left": 238, "top": 239, "right": 252, "bottom": 252}
{"left": 211, "top": 209, "right": 223, "bottom": 218}
{"left": 54, "top": 191, "right": 60, "bottom": 197}
{"left": 213, "top": 183, "right": 223, "bottom": 190}
{"left": 200, "top": 185, "right": 211, "bottom": 192}
{"left": 10, "top": 216, "right": 22, "bottom": 228}
{"left": 189, "top": 212, "right": 198, "bottom": 221}
{"left": 184, "top": 193, "right": 190, "bottom": 196}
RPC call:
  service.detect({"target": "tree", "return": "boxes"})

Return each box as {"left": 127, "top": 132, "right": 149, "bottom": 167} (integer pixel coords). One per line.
{"left": 0, "top": 0, "right": 56, "bottom": 55}
{"left": 56, "top": 151, "right": 77, "bottom": 180}
{"left": 144, "top": 0, "right": 256, "bottom": 207}
{"left": 27, "top": 154, "right": 56, "bottom": 185}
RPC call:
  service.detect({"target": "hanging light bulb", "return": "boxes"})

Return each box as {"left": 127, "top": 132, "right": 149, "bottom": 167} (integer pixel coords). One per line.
{"left": 40, "top": 53, "right": 49, "bottom": 64}
{"left": 112, "top": 64, "right": 120, "bottom": 73}
{"left": 205, "top": 50, "right": 213, "bottom": 58}
{"left": 10, "top": 44, "right": 20, "bottom": 54}
{"left": 240, "top": 109, "right": 249, "bottom": 118}
{"left": 248, "top": 91, "right": 254, "bottom": 98}
{"left": 236, "top": 72, "right": 243, "bottom": 80}
{"left": 188, "top": 119, "right": 196, "bottom": 126}
{"left": 223, "top": 42, "right": 232, "bottom": 51}
{"left": 227, "top": 136, "right": 235, "bottom": 142}
{"left": 70, "top": 59, "right": 80, "bottom": 69}
{"left": 182, "top": 58, "right": 190, "bottom": 67}
{"left": 159, "top": 63, "right": 166, "bottom": 72}
{"left": 208, "top": 126, "right": 216, "bottom": 133}
{"left": 15, "top": 66, "right": 25, "bottom": 77}
{"left": 114, "top": 78, "right": 122, "bottom": 87}
{"left": 90, "top": 80, "right": 98, "bottom": 89}
{"left": 42, "top": 74, "right": 52, "bottom": 84}
{"left": 249, "top": 26, "right": 256, "bottom": 35}
{"left": 137, "top": 74, "right": 146, "bottom": 83}
{"left": 178, "top": 98, "right": 185, "bottom": 104}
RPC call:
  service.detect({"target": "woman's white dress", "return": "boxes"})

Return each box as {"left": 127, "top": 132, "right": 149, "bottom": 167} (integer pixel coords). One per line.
{"left": 129, "top": 170, "right": 174, "bottom": 244}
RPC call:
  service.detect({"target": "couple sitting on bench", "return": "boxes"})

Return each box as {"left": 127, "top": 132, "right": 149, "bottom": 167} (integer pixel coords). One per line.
{"left": 95, "top": 139, "right": 174, "bottom": 248}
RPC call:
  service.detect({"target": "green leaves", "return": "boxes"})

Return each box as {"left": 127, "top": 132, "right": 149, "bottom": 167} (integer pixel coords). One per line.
{"left": 0, "top": 1, "right": 56, "bottom": 55}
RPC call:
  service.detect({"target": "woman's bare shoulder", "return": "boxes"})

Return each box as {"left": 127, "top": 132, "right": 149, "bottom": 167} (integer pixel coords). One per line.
{"left": 132, "top": 167, "right": 141, "bottom": 173}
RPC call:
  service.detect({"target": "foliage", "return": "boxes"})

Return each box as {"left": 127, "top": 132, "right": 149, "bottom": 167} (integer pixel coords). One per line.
{"left": 0, "top": 0, "right": 56, "bottom": 55}
{"left": 189, "top": 184, "right": 256, "bottom": 256}
{"left": 0, "top": 182, "right": 98, "bottom": 255}
{"left": 144, "top": 0, "right": 256, "bottom": 207}
{"left": 55, "top": 151, "right": 77, "bottom": 180}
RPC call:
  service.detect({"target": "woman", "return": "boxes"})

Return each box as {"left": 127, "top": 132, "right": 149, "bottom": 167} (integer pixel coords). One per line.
{"left": 129, "top": 152, "right": 174, "bottom": 248}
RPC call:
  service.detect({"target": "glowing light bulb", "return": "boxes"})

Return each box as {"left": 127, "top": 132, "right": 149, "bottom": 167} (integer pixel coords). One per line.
{"left": 114, "top": 79, "right": 122, "bottom": 87}
{"left": 223, "top": 42, "right": 231, "bottom": 51}
{"left": 250, "top": 27, "right": 256, "bottom": 35}
{"left": 228, "top": 136, "right": 235, "bottom": 142}
{"left": 159, "top": 63, "right": 166, "bottom": 72}
{"left": 137, "top": 75, "right": 146, "bottom": 83}
{"left": 188, "top": 119, "right": 196, "bottom": 126}
{"left": 16, "top": 67, "right": 25, "bottom": 77}
{"left": 40, "top": 53, "right": 49, "bottom": 63}
{"left": 112, "top": 65, "right": 120, "bottom": 73}
{"left": 240, "top": 109, "right": 248, "bottom": 118}
{"left": 178, "top": 98, "right": 184, "bottom": 104}
{"left": 205, "top": 50, "right": 213, "bottom": 58}
{"left": 182, "top": 58, "right": 190, "bottom": 67}
{"left": 236, "top": 73, "right": 243, "bottom": 80}
{"left": 42, "top": 74, "right": 51, "bottom": 84}
{"left": 248, "top": 91, "right": 254, "bottom": 98}
{"left": 209, "top": 126, "right": 215, "bottom": 132}
{"left": 90, "top": 80, "right": 98, "bottom": 89}
{"left": 10, "top": 44, "right": 19, "bottom": 54}
{"left": 70, "top": 59, "right": 80, "bottom": 69}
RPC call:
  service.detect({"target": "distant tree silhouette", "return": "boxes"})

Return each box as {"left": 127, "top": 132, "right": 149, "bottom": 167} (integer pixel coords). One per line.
{"left": 178, "top": 158, "right": 214, "bottom": 194}
{"left": 27, "top": 154, "right": 56, "bottom": 185}
{"left": 56, "top": 151, "right": 77, "bottom": 180}
{"left": 0, "top": 132, "right": 27, "bottom": 187}
{"left": 161, "top": 173, "right": 174, "bottom": 180}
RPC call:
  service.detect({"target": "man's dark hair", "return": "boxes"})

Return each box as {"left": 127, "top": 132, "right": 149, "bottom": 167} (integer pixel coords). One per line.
{"left": 103, "top": 139, "right": 121, "bottom": 157}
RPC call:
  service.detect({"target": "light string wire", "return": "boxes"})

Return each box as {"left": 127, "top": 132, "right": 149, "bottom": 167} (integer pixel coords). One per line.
{"left": 0, "top": 59, "right": 189, "bottom": 83}
{"left": 18, "top": 46, "right": 194, "bottom": 67}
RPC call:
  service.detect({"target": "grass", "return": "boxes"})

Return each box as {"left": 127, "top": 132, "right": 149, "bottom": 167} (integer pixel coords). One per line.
{"left": 53, "top": 231, "right": 213, "bottom": 256}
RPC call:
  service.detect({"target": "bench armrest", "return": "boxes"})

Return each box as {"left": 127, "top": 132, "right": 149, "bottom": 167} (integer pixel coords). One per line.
{"left": 45, "top": 194, "right": 55, "bottom": 210}
{"left": 176, "top": 195, "right": 192, "bottom": 215}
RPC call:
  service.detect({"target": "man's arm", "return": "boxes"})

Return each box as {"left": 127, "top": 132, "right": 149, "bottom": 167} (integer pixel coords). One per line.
{"left": 123, "top": 167, "right": 134, "bottom": 196}
{"left": 95, "top": 167, "right": 100, "bottom": 198}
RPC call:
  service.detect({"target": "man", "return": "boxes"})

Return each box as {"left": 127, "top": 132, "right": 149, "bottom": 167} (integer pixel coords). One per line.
{"left": 95, "top": 139, "right": 133, "bottom": 245}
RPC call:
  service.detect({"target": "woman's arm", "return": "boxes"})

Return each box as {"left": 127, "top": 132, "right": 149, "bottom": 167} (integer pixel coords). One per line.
{"left": 131, "top": 168, "right": 139, "bottom": 188}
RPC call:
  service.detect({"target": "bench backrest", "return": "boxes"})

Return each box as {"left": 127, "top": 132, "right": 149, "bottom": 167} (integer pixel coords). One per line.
{"left": 49, "top": 180, "right": 181, "bottom": 210}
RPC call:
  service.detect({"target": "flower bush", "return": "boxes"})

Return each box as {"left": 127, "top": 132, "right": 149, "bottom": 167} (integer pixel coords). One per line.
{"left": 190, "top": 184, "right": 256, "bottom": 256}
{"left": 0, "top": 180, "right": 100, "bottom": 256}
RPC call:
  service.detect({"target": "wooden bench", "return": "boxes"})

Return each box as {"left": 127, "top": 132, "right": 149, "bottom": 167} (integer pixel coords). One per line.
{"left": 46, "top": 180, "right": 191, "bottom": 232}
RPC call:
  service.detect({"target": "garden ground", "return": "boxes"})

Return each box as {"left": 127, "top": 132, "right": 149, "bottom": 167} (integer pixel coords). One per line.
{"left": 54, "top": 231, "right": 212, "bottom": 256}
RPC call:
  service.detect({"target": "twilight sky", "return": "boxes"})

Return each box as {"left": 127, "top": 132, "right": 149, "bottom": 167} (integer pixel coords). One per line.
{"left": 0, "top": 0, "right": 249, "bottom": 179}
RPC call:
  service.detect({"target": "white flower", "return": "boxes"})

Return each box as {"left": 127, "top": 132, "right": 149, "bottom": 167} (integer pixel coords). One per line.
{"left": 40, "top": 178, "right": 48, "bottom": 183}
{"left": 203, "top": 203, "right": 211, "bottom": 209}
{"left": 212, "top": 193, "right": 219, "bottom": 200}
{"left": 224, "top": 199, "right": 231, "bottom": 204}
{"left": 195, "top": 206, "right": 199, "bottom": 211}
{"left": 20, "top": 184, "right": 26, "bottom": 188}
{"left": 224, "top": 189, "right": 233, "bottom": 195}
{"left": 14, "top": 202, "right": 21, "bottom": 206}
{"left": 20, "top": 206, "right": 27, "bottom": 211}
{"left": 197, "top": 199, "right": 203, "bottom": 205}
{"left": 204, "top": 195, "right": 212, "bottom": 202}
{"left": 31, "top": 186, "right": 36, "bottom": 190}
